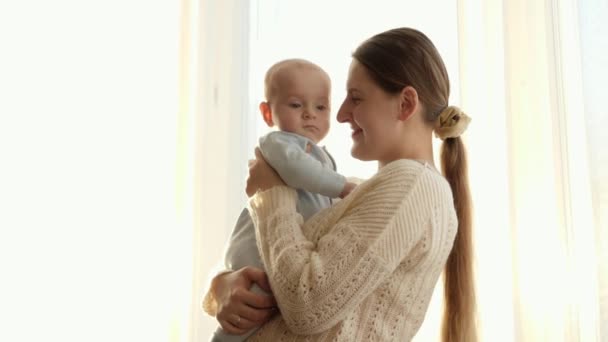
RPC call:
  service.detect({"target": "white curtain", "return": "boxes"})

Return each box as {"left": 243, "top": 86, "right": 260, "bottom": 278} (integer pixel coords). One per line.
{"left": 578, "top": 0, "right": 608, "bottom": 339}
{"left": 183, "top": 1, "right": 256, "bottom": 341}
{"left": 458, "top": 0, "right": 605, "bottom": 340}
{"left": 1, "top": 1, "right": 190, "bottom": 341}
{"left": 191, "top": 0, "right": 607, "bottom": 341}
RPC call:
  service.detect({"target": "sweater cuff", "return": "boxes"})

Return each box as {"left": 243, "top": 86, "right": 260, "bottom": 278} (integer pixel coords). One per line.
{"left": 248, "top": 186, "right": 297, "bottom": 221}
{"left": 202, "top": 269, "right": 233, "bottom": 317}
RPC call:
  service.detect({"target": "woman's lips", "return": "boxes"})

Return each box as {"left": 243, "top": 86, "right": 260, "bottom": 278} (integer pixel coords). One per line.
{"left": 352, "top": 128, "right": 363, "bottom": 138}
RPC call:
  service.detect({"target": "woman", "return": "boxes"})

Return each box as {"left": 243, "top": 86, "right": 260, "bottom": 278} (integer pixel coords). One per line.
{"left": 203, "top": 27, "right": 476, "bottom": 341}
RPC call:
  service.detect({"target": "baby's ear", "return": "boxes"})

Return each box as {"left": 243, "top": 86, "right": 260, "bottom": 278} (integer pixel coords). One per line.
{"left": 259, "top": 102, "right": 274, "bottom": 127}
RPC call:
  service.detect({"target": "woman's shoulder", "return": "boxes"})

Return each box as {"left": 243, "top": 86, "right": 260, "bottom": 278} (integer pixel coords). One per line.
{"left": 359, "top": 159, "right": 452, "bottom": 201}
{"left": 374, "top": 159, "right": 445, "bottom": 183}
{"left": 377, "top": 159, "right": 427, "bottom": 177}
{"left": 331, "top": 159, "right": 453, "bottom": 232}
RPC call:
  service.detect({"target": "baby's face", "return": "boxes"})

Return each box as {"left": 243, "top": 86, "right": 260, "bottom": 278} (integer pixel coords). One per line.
{"left": 270, "top": 67, "right": 331, "bottom": 144}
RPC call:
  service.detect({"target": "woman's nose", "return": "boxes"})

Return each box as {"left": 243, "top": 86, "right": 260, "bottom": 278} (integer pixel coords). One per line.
{"left": 336, "top": 100, "right": 350, "bottom": 123}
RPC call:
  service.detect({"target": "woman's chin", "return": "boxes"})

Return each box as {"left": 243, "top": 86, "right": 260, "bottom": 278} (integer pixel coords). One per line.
{"left": 351, "top": 146, "right": 372, "bottom": 161}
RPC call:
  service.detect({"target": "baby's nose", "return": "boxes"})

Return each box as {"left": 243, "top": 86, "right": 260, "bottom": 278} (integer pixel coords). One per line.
{"left": 303, "top": 108, "right": 317, "bottom": 119}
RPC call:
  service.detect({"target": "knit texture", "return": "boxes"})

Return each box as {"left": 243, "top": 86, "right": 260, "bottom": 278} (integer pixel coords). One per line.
{"left": 247, "top": 159, "right": 458, "bottom": 341}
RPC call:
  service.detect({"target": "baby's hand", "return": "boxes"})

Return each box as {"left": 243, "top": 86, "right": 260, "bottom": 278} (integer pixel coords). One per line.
{"left": 339, "top": 181, "right": 357, "bottom": 199}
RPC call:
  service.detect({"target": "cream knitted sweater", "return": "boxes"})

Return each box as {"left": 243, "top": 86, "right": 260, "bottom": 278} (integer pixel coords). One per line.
{"left": 246, "top": 159, "right": 457, "bottom": 341}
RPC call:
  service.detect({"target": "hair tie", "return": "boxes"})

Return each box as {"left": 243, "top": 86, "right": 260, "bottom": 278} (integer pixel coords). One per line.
{"left": 434, "top": 106, "right": 471, "bottom": 140}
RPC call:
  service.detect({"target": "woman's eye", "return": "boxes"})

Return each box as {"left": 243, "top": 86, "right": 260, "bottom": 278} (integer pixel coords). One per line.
{"left": 351, "top": 97, "right": 361, "bottom": 104}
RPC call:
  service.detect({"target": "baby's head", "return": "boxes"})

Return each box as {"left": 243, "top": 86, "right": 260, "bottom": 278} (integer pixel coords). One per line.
{"left": 259, "top": 59, "right": 331, "bottom": 144}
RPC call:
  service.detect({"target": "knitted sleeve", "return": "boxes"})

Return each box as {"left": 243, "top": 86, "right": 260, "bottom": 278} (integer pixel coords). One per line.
{"left": 248, "top": 164, "right": 440, "bottom": 335}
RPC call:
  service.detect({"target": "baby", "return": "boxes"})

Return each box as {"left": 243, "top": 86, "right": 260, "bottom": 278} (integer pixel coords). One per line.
{"left": 210, "top": 59, "right": 356, "bottom": 342}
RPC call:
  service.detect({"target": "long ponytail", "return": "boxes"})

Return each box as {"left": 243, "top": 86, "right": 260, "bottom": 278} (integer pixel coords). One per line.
{"left": 440, "top": 136, "right": 477, "bottom": 342}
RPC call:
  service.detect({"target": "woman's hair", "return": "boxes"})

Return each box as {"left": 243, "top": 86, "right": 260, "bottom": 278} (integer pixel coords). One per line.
{"left": 353, "top": 28, "right": 476, "bottom": 342}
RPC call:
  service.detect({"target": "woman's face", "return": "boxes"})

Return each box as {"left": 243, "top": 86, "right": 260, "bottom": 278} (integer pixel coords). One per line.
{"left": 336, "top": 60, "right": 402, "bottom": 162}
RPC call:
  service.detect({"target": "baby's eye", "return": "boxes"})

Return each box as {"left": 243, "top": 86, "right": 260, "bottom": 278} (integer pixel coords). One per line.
{"left": 316, "top": 105, "right": 328, "bottom": 111}
{"left": 289, "top": 103, "right": 302, "bottom": 108}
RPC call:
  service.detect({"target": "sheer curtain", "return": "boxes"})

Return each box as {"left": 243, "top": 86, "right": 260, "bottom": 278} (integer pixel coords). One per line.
{"left": 1, "top": 1, "right": 189, "bottom": 341}
{"left": 578, "top": 0, "right": 608, "bottom": 339}
{"left": 185, "top": 1, "right": 256, "bottom": 341}
{"left": 458, "top": 0, "right": 605, "bottom": 340}
{"left": 192, "top": 0, "right": 607, "bottom": 341}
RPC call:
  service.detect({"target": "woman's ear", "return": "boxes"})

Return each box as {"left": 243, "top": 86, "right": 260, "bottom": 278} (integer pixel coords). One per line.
{"left": 398, "top": 86, "right": 419, "bottom": 121}
{"left": 259, "top": 102, "right": 274, "bottom": 127}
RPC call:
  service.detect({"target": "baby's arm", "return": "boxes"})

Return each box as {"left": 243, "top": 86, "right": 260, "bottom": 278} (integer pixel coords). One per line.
{"left": 259, "top": 132, "right": 353, "bottom": 198}
{"left": 339, "top": 181, "right": 357, "bottom": 198}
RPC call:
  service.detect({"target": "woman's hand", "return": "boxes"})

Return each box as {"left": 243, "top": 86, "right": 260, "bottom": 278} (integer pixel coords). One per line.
{"left": 246, "top": 148, "right": 286, "bottom": 197}
{"left": 212, "top": 266, "right": 278, "bottom": 334}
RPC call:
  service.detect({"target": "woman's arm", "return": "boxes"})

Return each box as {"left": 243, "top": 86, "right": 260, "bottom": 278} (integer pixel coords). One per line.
{"left": 202, "top": 267, "right": 277, "bottom": 335}
{"left": 247, "top": 157, "right": 443, "bottom": 334}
